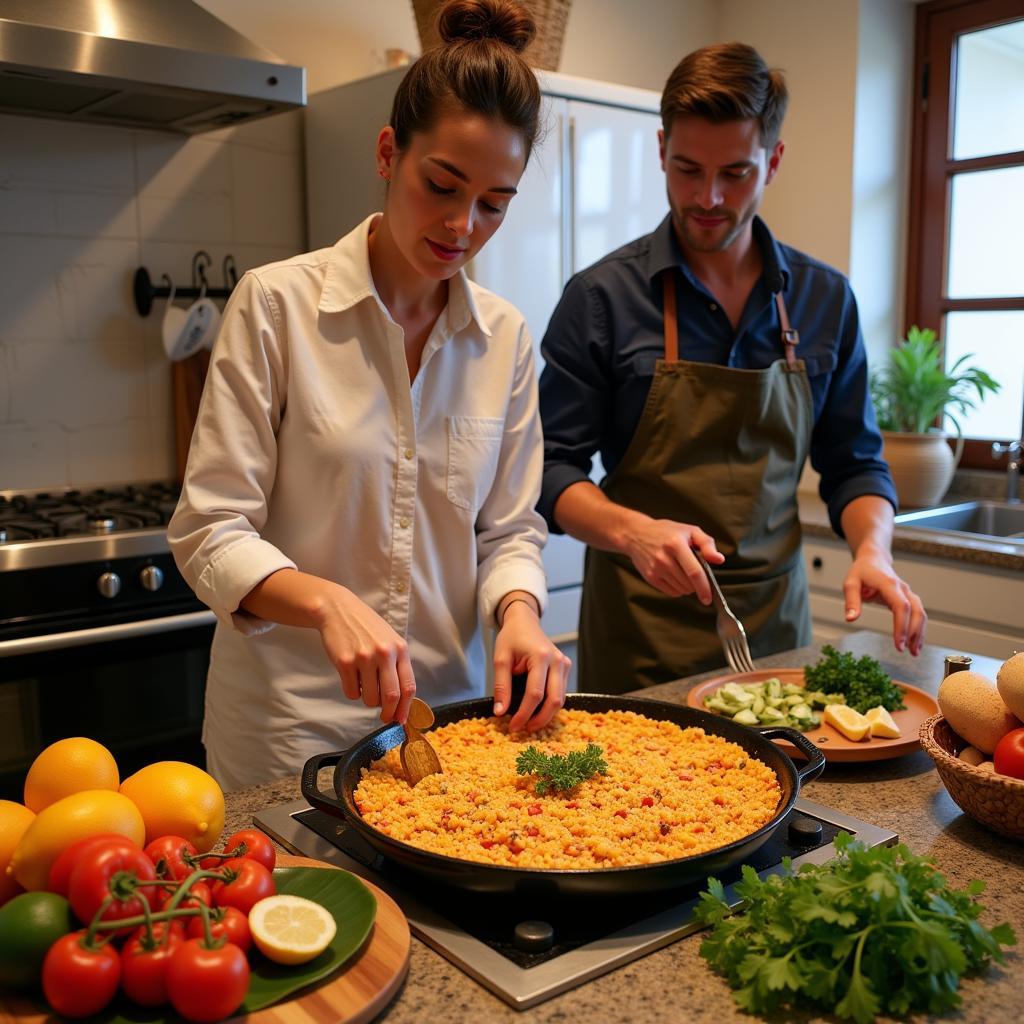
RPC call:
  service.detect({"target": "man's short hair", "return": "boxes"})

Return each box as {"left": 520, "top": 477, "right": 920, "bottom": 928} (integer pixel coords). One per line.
{"left": 661, "top": 42, "right": 789, "bottom": 148}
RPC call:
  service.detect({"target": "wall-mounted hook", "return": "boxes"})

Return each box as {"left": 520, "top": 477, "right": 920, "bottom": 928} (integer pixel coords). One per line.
{"left": 134, "top": 254, "right": 237, "bottom": 317}
{"left": 222, "top": 254, "right": 239, "bottom": 290}
{"left": 192, "top": 250, "right": 212, "bottom": 291}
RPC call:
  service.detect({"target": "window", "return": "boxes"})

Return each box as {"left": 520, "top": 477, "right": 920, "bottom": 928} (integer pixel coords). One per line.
{"left": 907, "top": 0, "right": 1024, "bottom": 468}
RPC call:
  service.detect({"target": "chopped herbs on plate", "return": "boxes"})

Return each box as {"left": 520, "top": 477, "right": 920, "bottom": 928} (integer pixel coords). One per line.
{"left": 702, "top": 677, "right": 844, "bottom": 730}
{"left": 694, "top": 832, "right": 1016, "bottom": 1023}
{"left": 804, "top": 645, "right": 906, "bottom": 714}
{"left": 515, "top": 743, "right": 608, "bottom": 795}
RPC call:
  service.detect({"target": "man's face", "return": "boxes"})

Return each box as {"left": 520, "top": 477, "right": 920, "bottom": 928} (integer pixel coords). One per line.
{"left": 659, "top": 115, "right": 783, "bottom": 254}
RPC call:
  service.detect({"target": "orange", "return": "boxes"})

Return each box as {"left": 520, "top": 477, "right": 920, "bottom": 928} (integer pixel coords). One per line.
{"left": 0, "top": 801, "right": 35, "bottom": 906}
{"left": 119, "top": 761, "right": 224, "bottom": 853}
{"left": 23, "top": 737, "right": 119, "bottom": 813}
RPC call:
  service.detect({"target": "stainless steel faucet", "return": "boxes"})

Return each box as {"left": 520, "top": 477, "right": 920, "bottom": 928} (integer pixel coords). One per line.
{"left": 992, "top": 439, "right": 1023, "bottom": 503}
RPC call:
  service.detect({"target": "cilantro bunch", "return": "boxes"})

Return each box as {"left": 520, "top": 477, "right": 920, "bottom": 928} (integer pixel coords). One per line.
{"left": 694, "top": 832, "right": 1016, "bottom": 1023}
{"left": 515, "top": 743, "right": 608, "bottom": 795}
{"left": 803, "top": 645, "right": 906, "bottom": 713}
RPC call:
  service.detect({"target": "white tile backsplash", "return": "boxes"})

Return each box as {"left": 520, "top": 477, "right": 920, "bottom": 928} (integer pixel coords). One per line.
{"left": 0, "top": 112, "right": 306, "bottom": 490}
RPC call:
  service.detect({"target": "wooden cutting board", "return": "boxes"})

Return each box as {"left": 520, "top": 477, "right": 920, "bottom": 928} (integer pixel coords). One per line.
{"left": 0, "top": 855, "right": 411, "bottom": 1024}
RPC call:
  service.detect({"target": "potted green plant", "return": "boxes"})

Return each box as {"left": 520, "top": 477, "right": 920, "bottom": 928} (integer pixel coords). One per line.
{"left": 870, "top": 326, "right": 1000, "bottom": 509}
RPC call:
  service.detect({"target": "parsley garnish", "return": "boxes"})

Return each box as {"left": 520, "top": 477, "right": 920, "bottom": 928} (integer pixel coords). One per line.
{"left": 804, "top": 645, "right": 906, "bottom": 714}
{"left": 694, "top": 832, "right": 1016, "bottom": 1023}
{"left": 515, "top": 743, "right": 608, "bottom": 795}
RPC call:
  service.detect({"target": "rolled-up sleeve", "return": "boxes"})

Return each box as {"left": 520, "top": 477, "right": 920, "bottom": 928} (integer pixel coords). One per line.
{"left": 168, "top": 273, "right": 297, "bottom": 635}
{"left": 475, "top": 320, "right": 549, "bottom": 625}
{"left": 537, "top": 275, "right": 612, "bottom": 532}
{"left": 810, "top": 283, "right": 898, "bottom": 535}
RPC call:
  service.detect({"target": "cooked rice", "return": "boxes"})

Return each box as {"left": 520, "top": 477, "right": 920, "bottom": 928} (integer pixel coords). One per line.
{"left": 353, "top": 709, "right": 782, "bottom": 869}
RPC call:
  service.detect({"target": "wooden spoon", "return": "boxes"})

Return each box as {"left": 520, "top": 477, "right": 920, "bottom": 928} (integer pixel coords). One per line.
{"left": 400, "top": 697, "right": 443, "bottom": 786}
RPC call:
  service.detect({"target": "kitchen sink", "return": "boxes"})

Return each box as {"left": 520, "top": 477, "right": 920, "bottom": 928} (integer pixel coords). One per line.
{"left": 894, "top": 500, "right": 1024, "bottom": 544}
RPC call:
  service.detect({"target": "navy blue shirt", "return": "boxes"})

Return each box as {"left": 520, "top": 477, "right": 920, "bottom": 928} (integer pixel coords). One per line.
{"left": 538, "top": 214, "right": 896, "bottom": 537}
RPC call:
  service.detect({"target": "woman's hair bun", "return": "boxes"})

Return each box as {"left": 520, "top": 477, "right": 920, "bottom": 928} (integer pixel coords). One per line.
{"left": 437, "top": 0, "right": 537, "bottom": 55}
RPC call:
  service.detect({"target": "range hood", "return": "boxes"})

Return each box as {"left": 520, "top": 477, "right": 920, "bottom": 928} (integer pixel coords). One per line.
{"left": 0, "top": 0, "right": 305, "bottom": 134}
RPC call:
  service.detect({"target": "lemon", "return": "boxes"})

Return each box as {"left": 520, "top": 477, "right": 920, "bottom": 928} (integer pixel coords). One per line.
{"left": 823, "top": 704, "right": 872, "bottom": 742}
{"left": 248, "top": 895, "right": 337, "bottom": 965}
{"left": 864, "top": 706, "right": 901, "bottom": 739}
{"left": 9, "top": 789, "right": 144, "bottom": 891}
{"left": 119, "top": 761, "right": 224, "bottom": 853}
{"left": 0, "top": 801, "right": 36, "bottom": 907}
{"left": 23, "top": 737, "right": 120, "bottom": 813}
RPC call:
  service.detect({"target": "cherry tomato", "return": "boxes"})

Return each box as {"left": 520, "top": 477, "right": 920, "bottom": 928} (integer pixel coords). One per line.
{"left": 178, "top": 879, "right": 213, "bottom": 914}
{"left": 48, "top": 833, "right": 139, "bottom": 897}
{"left": 186, "top": 905, "right": 251, "bottom": 953}
{"left": 68, "top": 845, "right": 157, "bottom": 935}
{"left": 994, "top": 727, "right": 1024, "bottom": 780}
{"left": 211, "top": 857, "right": 275, "bottom": 915}
{"left": 120, "top": 922, "right": 184, "bottom": 1007}
{"left": 145, "top": 835, "right": 200, "bottom": 881}
{"left": 165, "top": 938, "right": 250, "bottom": 1022}
{"left": 202, "top": 828, "right": 277, "bottom": 872}
{"left": 42, "top": 932, "right": 120, "bottom": 1018}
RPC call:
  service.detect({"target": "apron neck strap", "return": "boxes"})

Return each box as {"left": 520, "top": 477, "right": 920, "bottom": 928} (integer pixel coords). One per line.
{"left": 775, "top": 291, "right": 799, "bottom": 369}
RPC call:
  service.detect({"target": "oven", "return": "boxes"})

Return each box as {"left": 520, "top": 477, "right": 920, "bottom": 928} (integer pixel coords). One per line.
{"left": 0, "top": 484, "right": 215, "bottom": 801}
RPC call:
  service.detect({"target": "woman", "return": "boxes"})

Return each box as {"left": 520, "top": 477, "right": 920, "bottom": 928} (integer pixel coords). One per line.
{"left": 169, "top": 0, "right": 570, "bottom": 791}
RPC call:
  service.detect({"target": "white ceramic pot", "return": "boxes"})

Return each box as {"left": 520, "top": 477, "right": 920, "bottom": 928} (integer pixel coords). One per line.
{"left": 881, "top": 430, "right": 964, "bottom": 510}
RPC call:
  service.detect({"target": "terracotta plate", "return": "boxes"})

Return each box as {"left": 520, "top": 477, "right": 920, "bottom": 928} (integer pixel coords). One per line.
{"left": 686, "top": 668, "right": 939, "bottom": 762}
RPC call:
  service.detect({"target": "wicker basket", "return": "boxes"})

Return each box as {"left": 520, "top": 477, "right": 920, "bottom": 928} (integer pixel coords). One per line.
{"left": 411, "top": 0, "right": 572, "bottom": 71}
{"left": 919, "top": 713, "right": 1024, "bottom": 841}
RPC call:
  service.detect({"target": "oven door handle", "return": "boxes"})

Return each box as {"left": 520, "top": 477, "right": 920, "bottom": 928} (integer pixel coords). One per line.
{"left": 0, "top": 610, "right": 217, "bottom": 657}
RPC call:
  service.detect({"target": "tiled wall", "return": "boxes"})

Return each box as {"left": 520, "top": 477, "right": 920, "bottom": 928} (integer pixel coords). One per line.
{"left": 0, "top": 110, "right": 306, "bottom": 491}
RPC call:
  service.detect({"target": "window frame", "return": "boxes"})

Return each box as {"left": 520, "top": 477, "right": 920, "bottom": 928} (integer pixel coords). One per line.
{"left": 906, "top": 0, "right": 1024, "bottom": 469}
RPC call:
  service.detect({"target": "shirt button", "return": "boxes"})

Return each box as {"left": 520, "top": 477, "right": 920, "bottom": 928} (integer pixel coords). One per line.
{"left": 404, "top": 448, "right": 414, "bottom": 460}
{"left": 395, "top": 580, "right": 407, "bottom": 594}
{"left": 709, "top": 303, "right": 718, "bottom": 311}
{"left": 399, "top": 516, "right": 411, "bottom": 528}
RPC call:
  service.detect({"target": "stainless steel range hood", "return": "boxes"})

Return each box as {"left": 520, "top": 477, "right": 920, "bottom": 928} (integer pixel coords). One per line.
{"left": 0, "top": 0, "right": 306, "bottom": 134}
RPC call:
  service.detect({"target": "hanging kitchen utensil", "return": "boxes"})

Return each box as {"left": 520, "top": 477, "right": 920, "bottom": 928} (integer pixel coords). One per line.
{"left": 400, "top": 697, "right": 443, "bottom": 786}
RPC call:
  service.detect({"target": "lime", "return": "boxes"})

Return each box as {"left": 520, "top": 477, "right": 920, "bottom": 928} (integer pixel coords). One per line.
{"left": 0, "top": 890, "right": 75, "bottom": 990}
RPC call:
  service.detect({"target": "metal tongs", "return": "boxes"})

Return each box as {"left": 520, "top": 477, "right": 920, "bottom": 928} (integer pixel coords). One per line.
{"left": 693, "top": 550, "right": 756, "bottom": 673}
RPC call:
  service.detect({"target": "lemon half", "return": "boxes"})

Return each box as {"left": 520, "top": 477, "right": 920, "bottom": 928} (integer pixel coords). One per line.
{"left": 248, "top": 894, "right": 337, "bottom": 965}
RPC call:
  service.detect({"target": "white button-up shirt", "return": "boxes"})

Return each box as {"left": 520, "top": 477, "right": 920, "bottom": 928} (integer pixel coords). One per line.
{"left": 168, "top": 215, "right": 548, "bottom": 790}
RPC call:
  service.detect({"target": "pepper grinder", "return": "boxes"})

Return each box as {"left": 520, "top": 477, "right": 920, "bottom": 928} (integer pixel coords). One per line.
{"left": 943, "top": 654, "right": 972, "bottom": 678}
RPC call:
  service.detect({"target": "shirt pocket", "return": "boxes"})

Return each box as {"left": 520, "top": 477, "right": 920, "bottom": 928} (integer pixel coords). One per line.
{"left": 446, "top": 416, "right": 505, "bottom": 512}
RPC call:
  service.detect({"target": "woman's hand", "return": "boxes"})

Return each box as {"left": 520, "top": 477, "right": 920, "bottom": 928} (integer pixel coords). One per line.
{"left": 493, "top": 596, "right": 570, "bottom": 732}
{"left": 316, "top": 586, "right": 417, "bottom": 724}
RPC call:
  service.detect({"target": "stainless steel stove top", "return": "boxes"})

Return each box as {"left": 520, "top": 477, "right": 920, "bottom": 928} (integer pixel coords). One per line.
{"left": 255, "top": 798, "right": 896, "bottom": 1011}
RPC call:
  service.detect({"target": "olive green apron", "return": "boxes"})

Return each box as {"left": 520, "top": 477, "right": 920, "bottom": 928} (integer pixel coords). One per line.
{"left": 578, "top": 272, "right": 814, "bottom": 692}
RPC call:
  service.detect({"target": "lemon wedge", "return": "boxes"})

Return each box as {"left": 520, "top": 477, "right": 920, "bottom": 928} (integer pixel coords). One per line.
{"left": 863, "top": 706, "right": 901, "bottom": 739}
{"left": 248, "top": 894, "right": 337, "bottom": 965}
{"left": 823, "top": 704, "right": 872, "bottom": 742}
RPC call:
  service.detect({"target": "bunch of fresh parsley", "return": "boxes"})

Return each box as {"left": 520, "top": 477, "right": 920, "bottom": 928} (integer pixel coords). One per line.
{"left": 804, "top": 645, "right": 906, "bottom": 713}
{"left": 515, "top": 743, "right": 608, "bottom": 795}
{"left": 694, "top": 832, "right": 1015, "bottom": 1023}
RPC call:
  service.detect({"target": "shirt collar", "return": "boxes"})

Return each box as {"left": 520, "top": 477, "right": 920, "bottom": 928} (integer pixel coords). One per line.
{"left": 646, "top": 213, "right": 791, "bottom": 294}
{"left": 318, "top": 213, "right": 492, "bottom": 337}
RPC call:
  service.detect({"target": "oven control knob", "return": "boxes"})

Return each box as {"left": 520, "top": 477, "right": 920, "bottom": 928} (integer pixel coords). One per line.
{"left": 97, "top": 571, "right": 121, "bottom": 599}
{"left": 139, "top": 565, "right": 164, "bottom": 592}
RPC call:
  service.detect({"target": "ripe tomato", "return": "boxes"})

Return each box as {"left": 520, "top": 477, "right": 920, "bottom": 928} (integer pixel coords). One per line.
{"left": 121, "top": 922, "right": 184, "bottom": 1007}
{"left": 177, "top": 879, "right": 213, "bottom": 913}
{"left": 165, "top": 938, "right": 250, "bottom": 1022}
{"left": 47, "top": 833, "right": 139, "bottom": 897}
{"left": 203, "top": 828, "right": 276, "bottom": 872}
{"left": 211, "top": 857, "right": 275, "bottom": 915}
{"left": 42, "top": 932, "right": 120, "bottom": 1018}
{"left": 993, "top": 727, "right": 1024, "bottom": 780}
{"left": 144, "top": 835, "right": 199, "bottom": 881}
{"left": 186, "top": 905, "right": 251, "bottom": 952}
{"left": 68, "top": 845, "right": 156, "bottom": 934}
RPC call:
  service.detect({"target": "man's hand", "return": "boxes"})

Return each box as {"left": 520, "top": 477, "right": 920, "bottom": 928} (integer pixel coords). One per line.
{"left": 493, "top": 600, "right": 570, "bottom": 733}
{"left": 842, "top": 549, "right": 927, "bottom": 655}
{"left": 624, "top": 518, "right": 724, "bottom": 603}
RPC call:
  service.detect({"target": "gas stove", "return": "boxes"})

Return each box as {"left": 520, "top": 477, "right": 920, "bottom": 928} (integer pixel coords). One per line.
{"left": 255, "top": 798, "right": 896, "bottom": 1011}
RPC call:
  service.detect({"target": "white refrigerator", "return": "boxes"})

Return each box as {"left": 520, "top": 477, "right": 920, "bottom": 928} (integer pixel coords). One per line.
{"left": 305, "top": 69, "right": 669, "bottom": 646}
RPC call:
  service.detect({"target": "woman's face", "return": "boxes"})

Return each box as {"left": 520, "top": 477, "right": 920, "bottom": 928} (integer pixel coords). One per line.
{"left": 377, "top": 111, "right": 528, "bottom": 280}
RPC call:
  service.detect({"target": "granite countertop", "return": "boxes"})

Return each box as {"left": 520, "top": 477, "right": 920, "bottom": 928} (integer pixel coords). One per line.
{"left": 225, "top": 630, "right": 1023, "bottom": 1024}
{"left": 798, "top": 493, "right": 1024, "bottom": 572}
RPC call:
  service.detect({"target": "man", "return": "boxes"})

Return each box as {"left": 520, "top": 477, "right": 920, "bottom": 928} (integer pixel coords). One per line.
{"left": 537, "top": 42, "right": 926, "bottom": 692}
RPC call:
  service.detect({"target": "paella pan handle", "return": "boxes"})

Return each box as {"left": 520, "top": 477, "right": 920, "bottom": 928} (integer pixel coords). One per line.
{"left": 300, "top": 750, "right": 348, "bottom": 817}
{"left": 758, "top": 726, "right": 826, "bottom": 783}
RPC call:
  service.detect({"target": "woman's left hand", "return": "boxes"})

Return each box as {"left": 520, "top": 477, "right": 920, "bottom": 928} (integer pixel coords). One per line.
{"left": 493, "top": 601, "right": 571, "bottom": 732}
